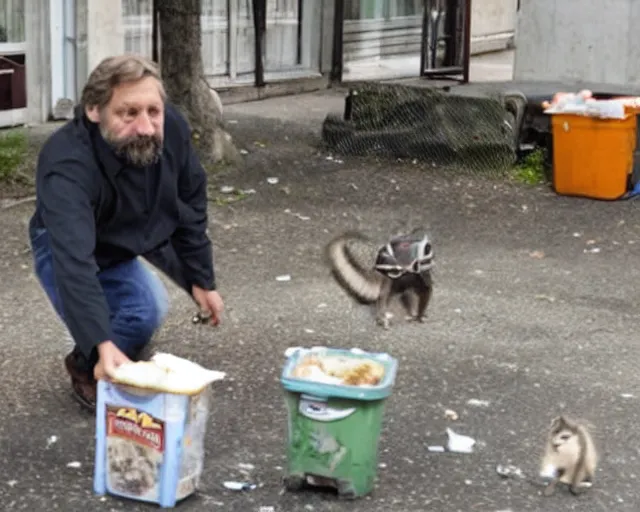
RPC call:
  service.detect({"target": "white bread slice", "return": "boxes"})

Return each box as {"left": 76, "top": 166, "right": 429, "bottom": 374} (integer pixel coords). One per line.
{"left": 109, "top": 352, "right": 226, "bottom": 395}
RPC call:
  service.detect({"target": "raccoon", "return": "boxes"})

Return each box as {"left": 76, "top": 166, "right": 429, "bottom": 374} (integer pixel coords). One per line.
{"left": 324, "top": 228, "right": 434, "bottom": 329}
{"left": 539, "top": 415, "right": 598, "bottom": 496}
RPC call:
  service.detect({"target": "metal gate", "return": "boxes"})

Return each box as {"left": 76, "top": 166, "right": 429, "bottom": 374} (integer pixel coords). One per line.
{"left": 332, "top": 0, "right": 471, "bottom": 83}
{"left": 419, "top": 0, "right": 470, "bottom": 82}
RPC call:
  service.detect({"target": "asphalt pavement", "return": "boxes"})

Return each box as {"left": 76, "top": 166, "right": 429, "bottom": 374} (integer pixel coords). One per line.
{"left": 2, "top": 89, "right": 640, "bottom": 512}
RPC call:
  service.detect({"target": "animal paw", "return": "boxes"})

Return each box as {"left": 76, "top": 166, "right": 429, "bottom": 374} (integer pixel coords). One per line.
{"left": 569, "top": 484, "right": 588, "bottom": 496}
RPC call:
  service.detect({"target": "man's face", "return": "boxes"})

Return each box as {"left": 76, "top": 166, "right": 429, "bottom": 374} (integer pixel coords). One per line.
{"left": 90, "top": 76, "right": 165, "bottom": 167}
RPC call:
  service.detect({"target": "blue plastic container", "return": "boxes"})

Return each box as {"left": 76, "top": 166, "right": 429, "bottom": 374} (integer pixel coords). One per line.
{"left": 93, "top": 380, "right": 211, "bottom": 508}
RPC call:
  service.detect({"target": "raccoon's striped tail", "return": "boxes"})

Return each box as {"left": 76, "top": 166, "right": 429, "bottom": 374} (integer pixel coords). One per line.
{"left": 324, "top": 231, "right": 384, "bottom": 305}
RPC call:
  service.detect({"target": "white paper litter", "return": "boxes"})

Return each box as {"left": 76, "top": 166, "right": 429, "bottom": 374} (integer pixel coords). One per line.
{"left": 275, "top": 274, "right": 291, "bottom": 282}
{"left": 223, "top": 481, "right": 256, "bottom": 491}
{"left": 466, "top": 398, "right": 490, "bottom": 407}
{"left": 496, "top": 464, "right": 524, "bottom": 479}
{"left": 427, "top": 445, "right": 445, "bottom": 453}
{"left": 67, "top": 461, "right": 82, "bottom": 468}
{"left": 284, "top": 208, "right": 310, "bottom": 221}
{"left": 446, "top": 428, "right": 476, "bottom": 453}
{"left": 444, "top": 409, "right": 459, "bottom": 421}
{"left": 110, "top": 352, "right": 226, "bottom": 395}
{"left": 266, "top": 177, "right": 279, "bottom": 185}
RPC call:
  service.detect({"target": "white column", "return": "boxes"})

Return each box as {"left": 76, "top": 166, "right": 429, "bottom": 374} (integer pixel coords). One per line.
{"left": 87, "top": 0, "right": 125, "bottom": 71}
{"left": 75, "top": 0, "right": 125, "bottom": 93}
{"left": 25, "top": 0, "right": 51, "bottom": 124}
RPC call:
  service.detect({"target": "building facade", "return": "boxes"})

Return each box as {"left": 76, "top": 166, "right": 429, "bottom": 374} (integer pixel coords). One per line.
{"left": 1, "top": 0, "right": 517, "bottom": 128}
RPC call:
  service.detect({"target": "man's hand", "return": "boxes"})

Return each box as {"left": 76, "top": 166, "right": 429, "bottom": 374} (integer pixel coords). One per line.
{"left": 192, "top": 285, "right": 224, "bottom": 326}
{"left": 94, "top": 340, "right": 131, "bottom": 381}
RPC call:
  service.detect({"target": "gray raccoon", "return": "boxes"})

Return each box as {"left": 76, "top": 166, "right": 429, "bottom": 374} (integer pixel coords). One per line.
{"left": 539, "top": 415, "right": 598, "bottom": 496}
{"left": 324, "top": 229, "right": 434, "bottom": 329}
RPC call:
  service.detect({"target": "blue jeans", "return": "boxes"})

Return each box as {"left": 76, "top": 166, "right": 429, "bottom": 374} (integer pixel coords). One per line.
{"left": 29, "top": 227, "right": 170, "bottom": 367}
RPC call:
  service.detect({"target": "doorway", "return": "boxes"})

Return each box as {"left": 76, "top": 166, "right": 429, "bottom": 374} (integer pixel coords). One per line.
{"left": 341, "top": 0, "right": 423, "bottom": 82}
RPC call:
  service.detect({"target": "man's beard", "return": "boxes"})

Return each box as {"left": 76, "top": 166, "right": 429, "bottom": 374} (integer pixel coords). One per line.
{"left": 101, "top": 125, "right": 163, "bottom": 167}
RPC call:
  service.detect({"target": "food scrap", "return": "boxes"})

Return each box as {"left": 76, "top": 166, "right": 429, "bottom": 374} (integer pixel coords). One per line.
{"left": 290, "top": 353, "right": 385, "bottom": 387}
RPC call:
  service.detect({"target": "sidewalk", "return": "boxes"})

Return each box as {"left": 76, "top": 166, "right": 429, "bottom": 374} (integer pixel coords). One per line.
{"left": 341, "top": 49, "right": 515, "bottom": 83}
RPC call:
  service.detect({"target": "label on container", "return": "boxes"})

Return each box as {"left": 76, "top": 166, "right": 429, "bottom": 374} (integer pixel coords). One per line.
{"left": 107, "top": 406, "right": 165, "bottom": 451}
{"left": 298, "top": 397, "right": 356, "bottom": 422}
{"left": 105, "top": 406, "right": 165, "bottom": 500}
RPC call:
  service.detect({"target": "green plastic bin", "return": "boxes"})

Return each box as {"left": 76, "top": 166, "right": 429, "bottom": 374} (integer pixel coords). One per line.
{"left": 280, "top": 347, "right": 398, "bottom": 499}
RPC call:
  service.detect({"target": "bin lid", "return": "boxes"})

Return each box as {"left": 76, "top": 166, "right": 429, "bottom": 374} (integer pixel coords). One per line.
{"left": 280, "top": 347, "right": 398, "bottom": 401}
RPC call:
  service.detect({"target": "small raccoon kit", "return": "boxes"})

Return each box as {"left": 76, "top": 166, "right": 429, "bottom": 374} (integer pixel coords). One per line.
{"left": 539, "top": 415, "right": 598, "bottom": 496}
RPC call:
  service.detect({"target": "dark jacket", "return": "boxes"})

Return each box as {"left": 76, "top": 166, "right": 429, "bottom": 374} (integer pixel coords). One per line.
{"left": 29, "top": 103, "right": 216, "bottom": 358}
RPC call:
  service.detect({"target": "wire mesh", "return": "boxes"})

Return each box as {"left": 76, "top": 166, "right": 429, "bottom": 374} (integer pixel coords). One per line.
{"left": 321, "top": 82, "right": 524, "bottom": 175}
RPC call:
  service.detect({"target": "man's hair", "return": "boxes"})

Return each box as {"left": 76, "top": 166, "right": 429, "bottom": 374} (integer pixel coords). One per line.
{"left": 80, "top": 54, "right": 166, "bottom": 110}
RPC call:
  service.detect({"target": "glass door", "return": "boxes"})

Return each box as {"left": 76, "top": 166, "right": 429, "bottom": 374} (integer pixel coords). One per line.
{"left": 342, "top": 0, "right": 424, "bottom": 81}
{"left": 420, "top": 0, "right": 470, "bottom": 82}
{"left": 263, "top": 0, "right": 321, "bottom": 78}
{"left": 206, "top": 0, "right": 255, "bottom": 87}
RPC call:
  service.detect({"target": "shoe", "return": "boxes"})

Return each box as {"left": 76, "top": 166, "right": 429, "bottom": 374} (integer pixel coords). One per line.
{"left": 64, "top": 351, "right": 97, "bottom": 412}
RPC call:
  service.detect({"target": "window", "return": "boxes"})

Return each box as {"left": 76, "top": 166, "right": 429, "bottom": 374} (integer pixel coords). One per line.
{"left": 0, "top": 0, "right": 25, "bottom": 42}
{"left": 344, "top": 0, "right": 422, "bottom": 21}
{"left": 122, "top": 0, "right": 151, "bottom": 17}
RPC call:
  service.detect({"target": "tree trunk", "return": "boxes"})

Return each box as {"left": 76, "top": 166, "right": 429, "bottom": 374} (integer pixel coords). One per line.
{"left": 156, "top": 0, "right": 241, "bottom": 167}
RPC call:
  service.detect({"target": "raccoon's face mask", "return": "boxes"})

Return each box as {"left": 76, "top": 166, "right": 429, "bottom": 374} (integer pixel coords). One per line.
{"left": 374, "top": 233, "right": 434, "bottom": 279}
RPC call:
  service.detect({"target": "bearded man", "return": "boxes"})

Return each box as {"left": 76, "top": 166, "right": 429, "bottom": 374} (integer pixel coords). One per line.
{"left": 28, "top": 54, "right": 224, "bottom": 412}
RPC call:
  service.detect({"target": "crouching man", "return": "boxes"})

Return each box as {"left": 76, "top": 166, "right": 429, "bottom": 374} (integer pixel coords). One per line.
{"left": 27, "top": 54, "right": 224, "bottom": 412}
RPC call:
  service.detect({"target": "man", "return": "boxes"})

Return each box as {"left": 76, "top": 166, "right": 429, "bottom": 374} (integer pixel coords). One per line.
{"left": 28, "top": 54, "right": 224, "bottom": 412}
